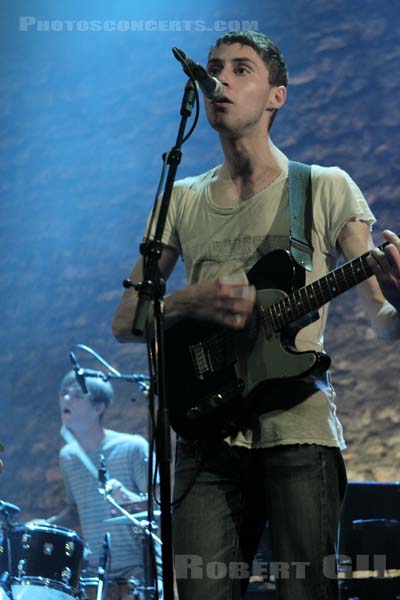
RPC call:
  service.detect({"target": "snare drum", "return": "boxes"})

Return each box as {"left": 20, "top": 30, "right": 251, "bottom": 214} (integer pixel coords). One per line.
{"left": 80, "top": 575, "right": 163, "bottom": 600}
{"left": 80, "top": 577, "right": 132, "bottom": 600}
{"left": 9, "top": 523, "right": 85, "bottom": 600}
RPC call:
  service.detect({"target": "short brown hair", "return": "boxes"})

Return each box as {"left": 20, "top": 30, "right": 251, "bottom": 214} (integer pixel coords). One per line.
{"left": 209, "top": 31, "right": 288, "bottom": 129}
{"left": 59, "top": 370, "right": 114, "bottom": 411}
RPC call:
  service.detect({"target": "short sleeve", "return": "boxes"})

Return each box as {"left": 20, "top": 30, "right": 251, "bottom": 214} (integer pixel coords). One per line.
{"left": 311, "top": 165, "right": 376, "bottom": 255}
{"left": 142, "top": 186, "right": 186, "bottom": 255}
{"left": 127, "top": 435, "right": 151, "bottom": 495}
{"left": 59, "top": 449, "right": 76, "bottom": 505}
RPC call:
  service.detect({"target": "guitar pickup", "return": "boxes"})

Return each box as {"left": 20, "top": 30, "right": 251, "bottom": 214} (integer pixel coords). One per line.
{"left": 186, "top": 379, "right": 245, "bottom": 421}
{"left": 189, "top": 341, "right": 211, "bottom": 380}
{"left": 189, "top": 336, "right": 237, "bottom": 380}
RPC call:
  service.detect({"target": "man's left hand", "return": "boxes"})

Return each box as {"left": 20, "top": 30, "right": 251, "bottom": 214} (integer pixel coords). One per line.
{"left": 368, "top": 229, "right": 400, "bottom": 311}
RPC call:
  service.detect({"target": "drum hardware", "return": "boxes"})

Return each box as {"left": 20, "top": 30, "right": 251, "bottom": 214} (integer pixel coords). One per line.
{"left": 104, "top": 511, "right": 161, "bottom": 526}
{"left": 17, "top": 559, "right": 26, "bottom": 577}
{"left": 0, "top": 502, "right": 20, "bottom": 523}
{"left": 98, "top": 468, "right": 162, "bottom": 600}
{"left": 104, "top": 513, "right": 161, "bottom": 539}
{"left": 44, "top": 543, "right": 54, "bottom": 556}
{"left": 65, "top": 542, "right": 75, "bottom": 557}
{"left": 80, "top": 577, "right": 143, "bottom": 600}
{"left": 0, "top": 498, "right": 21, "bottom": 599}
{"left": 129, "top": 576, "right": 157, "bottom": 600}
{"left": 61, "top": 567, "right": 72, "bottom": 585}
{"left": 102, "top": 512, "right": 162, "bottom": 546}
{"left": 21, "top": 535, "right": 30, "bottom": 550}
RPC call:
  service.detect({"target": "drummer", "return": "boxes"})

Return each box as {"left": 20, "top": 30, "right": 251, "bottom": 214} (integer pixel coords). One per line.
{"left": 44, "top": 371, "right": 156, "bottom": 600}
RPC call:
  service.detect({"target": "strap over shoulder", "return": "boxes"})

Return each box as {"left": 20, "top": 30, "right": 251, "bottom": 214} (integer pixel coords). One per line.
{"left": 288, "top": 160, "right": 314, "bottom": 272}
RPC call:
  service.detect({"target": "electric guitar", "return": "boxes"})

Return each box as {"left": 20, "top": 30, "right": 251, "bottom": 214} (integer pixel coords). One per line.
{"left": 164, "top": 241, "right": 388, "bottom": 440}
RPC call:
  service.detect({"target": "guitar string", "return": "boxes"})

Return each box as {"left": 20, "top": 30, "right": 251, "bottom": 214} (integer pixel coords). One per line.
{"left": 198, "top": 250, "right": 375, "bottom": 364}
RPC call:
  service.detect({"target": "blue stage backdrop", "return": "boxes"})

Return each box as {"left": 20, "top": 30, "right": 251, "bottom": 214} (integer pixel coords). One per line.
{"left": 0, "top": 0, "right": 399, "bottom": 518}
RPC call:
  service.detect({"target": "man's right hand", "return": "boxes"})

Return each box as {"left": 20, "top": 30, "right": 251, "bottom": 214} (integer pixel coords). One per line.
{"left": 167, "top": 275, "right": 256, "bottom": 330}
{"left": 112, "top": 247, "right": 256, "bottom": 342}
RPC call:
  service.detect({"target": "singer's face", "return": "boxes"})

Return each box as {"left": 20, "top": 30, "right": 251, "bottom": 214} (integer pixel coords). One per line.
{"left": 204, "top": 43, "right": 284, "bottom": 137}
{"left": 59, "top": 385, "right": 103, "bottom": 431}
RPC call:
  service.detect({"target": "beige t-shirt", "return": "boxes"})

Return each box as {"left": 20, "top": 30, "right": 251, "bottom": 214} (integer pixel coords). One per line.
{"left": 146, "top": 162, "right": 375, "bottom": 450}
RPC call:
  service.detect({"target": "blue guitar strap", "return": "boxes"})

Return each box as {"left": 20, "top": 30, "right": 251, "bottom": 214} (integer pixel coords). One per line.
{"left": 288, "top": 160, "right": 313, "bottom": 272}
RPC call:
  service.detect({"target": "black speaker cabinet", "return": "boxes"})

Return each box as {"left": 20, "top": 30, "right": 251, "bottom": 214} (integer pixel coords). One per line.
{"left": 339, "top": 481, "right": 400, "bottom": 600}
{"left": 339, "top": 576, "right": 400, "bottom": 600}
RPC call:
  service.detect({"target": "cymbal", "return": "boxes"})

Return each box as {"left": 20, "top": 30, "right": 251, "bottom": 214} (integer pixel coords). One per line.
{"left": 132, "top": 510, "right": 161, "bottom": 519}
{"left": 0, "top": 499, "right": 21, "bottom": 518}
{"left": 104, "top": 510, "right": 161, "bottom": 525}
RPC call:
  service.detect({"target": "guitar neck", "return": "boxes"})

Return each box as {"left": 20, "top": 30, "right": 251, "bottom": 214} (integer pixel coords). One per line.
{"left": 268, "top": 240, "right": 389, "bottom": 332}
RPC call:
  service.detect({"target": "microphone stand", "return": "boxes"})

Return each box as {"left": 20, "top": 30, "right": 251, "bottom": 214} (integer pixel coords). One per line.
{"left": 68, "top": 345, "right": 160, "bottom": 597}
{"left": 96, "top": 533, "right": 110, "bottom": 600}
{"left": 125, "top": 80, "right": 197, "bottom": 600}
{"left": 69, "top": 346, "right": 160, "bottom": 596}
{"left": 69, "top": 349, "right": 151, "bottom": 389}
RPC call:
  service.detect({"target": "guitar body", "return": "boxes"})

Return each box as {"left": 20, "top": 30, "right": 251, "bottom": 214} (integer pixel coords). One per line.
{"left": 164, "top": 317, "right": 243, "bottom": 439}
{"left": 164, "top": 250, "right": 330, "bottom": 439}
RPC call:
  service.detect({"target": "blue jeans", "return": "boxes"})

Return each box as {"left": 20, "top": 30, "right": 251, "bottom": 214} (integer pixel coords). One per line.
{"left": 172, "top": 441, "right": 347, "bottom": 600}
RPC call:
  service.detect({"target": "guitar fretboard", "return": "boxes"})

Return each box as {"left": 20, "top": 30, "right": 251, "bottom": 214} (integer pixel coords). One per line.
{"left": 265, "top": 242, "right": 387, "bottom": 332}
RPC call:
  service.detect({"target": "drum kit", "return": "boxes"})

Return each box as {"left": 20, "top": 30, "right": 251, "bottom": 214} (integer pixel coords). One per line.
{"left": 0, "top": 499, "right": 162, "bottom": 600}
{"left": 0, "top": 500, "right": 85, "bottom": 600}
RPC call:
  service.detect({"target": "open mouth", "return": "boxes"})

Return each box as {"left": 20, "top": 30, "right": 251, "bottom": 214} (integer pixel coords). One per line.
{"left": 213, "top": 97, "right": 232, "bottom": 104}
{"left": 62, "top": 408, "right": 71, "bottom": 414}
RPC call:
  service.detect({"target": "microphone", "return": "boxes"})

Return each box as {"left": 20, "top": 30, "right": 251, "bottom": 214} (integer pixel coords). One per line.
{"left": 98, "top": 454, "right": 109, "bottom": 496}
{"left": 172, "top": 47, "right": 224, "bottom": 100}
{"left": 69, "top": 351, "right": 88, "bottom": 395}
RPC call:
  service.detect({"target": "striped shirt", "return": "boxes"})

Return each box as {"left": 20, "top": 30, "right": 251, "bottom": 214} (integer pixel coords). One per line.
{"left": 60, "top": 429, "right": 149, "bottom": 578}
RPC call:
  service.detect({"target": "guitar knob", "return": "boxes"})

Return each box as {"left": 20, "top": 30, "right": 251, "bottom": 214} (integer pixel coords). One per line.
{"left": 210, "top": 393, "right": 223, "bottom": 407}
